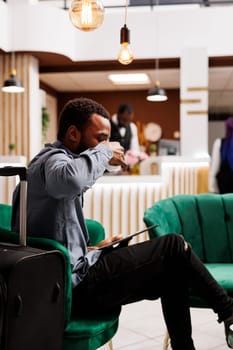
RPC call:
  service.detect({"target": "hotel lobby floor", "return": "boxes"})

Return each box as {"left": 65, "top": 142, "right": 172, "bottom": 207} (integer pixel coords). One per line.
{"left": 108, "top": 299, "right": 228, "bottom": 350}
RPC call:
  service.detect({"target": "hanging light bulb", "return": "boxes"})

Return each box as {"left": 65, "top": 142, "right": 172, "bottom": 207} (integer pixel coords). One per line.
{"left": 69, "top": 0, "right": 105, "bottom": 32}
{"left": 117, "top": 24, "right": 134, "bottom": 65}
{"left": 117, "top": 0, "right": 134, "bottom": 65}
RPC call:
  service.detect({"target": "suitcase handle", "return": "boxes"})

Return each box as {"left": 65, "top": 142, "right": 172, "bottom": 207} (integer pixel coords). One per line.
{"left": 0, "top": 166, "right": 27, "bottom": 181}
{"left": 14, "top": 294, "right": 23, "bottom": 317}
{"left": 0, "top": 166, "right": 27, "bottom": 246}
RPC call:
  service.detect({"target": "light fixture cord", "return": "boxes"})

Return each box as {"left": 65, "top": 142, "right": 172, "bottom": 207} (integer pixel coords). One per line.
{"left": 63, "top": 0, "right": 68, "bottom": 10}
{"left": 124, "top": 0, "right": 129, "bottom": 25}
{"left": 155, "top": 0, "right": 159, "bottom": 83}
{"left": 10, "top": 13, "right": 16, "bottom": 76}
{"left": 12, "top": 51, "right": 15, "bottom": 74}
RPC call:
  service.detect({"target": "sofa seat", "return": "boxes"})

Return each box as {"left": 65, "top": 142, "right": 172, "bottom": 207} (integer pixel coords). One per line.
{"left": 206, "top": 264, "right": 233, "bottom": 293}
{"left": 64, "top": 315, "right": 119, "bottom": 350}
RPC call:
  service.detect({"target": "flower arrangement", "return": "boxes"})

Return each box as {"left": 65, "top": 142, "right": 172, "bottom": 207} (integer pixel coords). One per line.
{"left": 125, "top": 149, "right": 149, "bottom": 166}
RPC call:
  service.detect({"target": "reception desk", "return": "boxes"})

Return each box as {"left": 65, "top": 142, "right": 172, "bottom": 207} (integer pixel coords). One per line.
{"left": 157, "top": 156, "right": 210, "bottom": 197}
{"left": 83, "top": 156, "right": 210, "bottom": 238}
{"left": 83, "top": 175, "right": 162, "bottom": 243}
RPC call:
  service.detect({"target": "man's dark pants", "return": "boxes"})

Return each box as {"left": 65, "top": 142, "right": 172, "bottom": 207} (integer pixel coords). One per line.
{"left": 73, "top": 234, "right": 233, "bottom": 350}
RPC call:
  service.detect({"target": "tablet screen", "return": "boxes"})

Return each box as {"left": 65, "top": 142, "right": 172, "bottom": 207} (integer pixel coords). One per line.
{"left": 98, "top": 224, "right": 158, "bottom": 250}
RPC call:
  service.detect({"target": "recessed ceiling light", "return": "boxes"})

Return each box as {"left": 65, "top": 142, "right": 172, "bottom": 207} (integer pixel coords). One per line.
{"left": 108, "top": 73, "right": 150, "bottom": 85}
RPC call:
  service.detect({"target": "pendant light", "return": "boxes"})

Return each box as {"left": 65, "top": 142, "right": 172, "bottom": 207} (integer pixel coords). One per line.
{"left": 117, "top": 0, "right": 134, "bottom": 65}
{"left": 2, "top": 52, "right": 24, "bottom": 93}
{"left": 69, "top": 0, "right": 105, "bottom": 32}
{"left": 147, "top": 79, "right": 168, "bottom": 102}
{"left": 146, "top": 0, "right": 167, "bottom": 102}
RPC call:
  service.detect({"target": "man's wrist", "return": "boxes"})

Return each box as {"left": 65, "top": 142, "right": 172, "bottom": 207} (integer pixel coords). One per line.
{"left": 96, "top": 143, "right": 113, "bottom": 159}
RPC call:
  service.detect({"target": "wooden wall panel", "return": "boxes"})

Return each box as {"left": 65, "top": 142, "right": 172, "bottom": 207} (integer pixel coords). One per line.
{"left": 0, "top": 53, "right": 32, "bottom": 160}
{"left": 57, "top": 89, "right": 180, "bottom": 141}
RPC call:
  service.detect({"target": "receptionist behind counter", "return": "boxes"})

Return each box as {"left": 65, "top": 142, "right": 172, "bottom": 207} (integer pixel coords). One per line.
{"left": 110, "top": 103, "right": 140, "bottom": 152}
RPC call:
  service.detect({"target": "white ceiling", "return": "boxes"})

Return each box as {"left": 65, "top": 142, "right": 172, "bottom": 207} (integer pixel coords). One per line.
{"left": 40, "top": 68, "right": 179, "bottom": 91}
{"left": 40, "top": 66, "right": 233, "bottom": 112}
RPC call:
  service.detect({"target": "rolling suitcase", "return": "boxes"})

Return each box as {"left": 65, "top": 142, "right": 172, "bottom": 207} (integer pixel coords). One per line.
{"left": 0, "top": 166, "right": 65, "bottom": 350}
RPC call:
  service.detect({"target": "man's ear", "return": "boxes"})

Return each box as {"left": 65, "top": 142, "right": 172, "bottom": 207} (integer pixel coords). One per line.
{"left": 67, "top": 125, "right": 81, "bottom": 143}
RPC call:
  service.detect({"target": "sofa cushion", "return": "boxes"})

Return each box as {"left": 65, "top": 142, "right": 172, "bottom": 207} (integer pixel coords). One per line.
{"left": 205, "top": 263, "right": 233, "bottom": 293}
{"left": 168, "top": 195, "right": 205, "bottom": 260}
{"left": 188, "top": 263, "right": 233, "bottom": 308}
{"left": 64, "top": 313, "right": 119, "bottom": 350}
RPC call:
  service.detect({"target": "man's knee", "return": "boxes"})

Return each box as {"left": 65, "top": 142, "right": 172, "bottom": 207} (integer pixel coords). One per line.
{"left": 159, "top": 233, "right": 189, "bottom": 251}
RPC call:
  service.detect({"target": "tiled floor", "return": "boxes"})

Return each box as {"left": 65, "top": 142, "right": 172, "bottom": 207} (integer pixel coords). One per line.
{"left": 109, "top": 299, "right": 228, "bottom": 350}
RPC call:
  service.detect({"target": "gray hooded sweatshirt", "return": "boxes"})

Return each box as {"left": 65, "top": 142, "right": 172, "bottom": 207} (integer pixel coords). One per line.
{"left": 11, "top": 141, "right": 113, "bottom": 287}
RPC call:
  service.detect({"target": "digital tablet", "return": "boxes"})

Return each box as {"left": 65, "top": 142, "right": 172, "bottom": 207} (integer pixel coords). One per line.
{"left": 98, "top": 224, "right": 159, "bottom": 250}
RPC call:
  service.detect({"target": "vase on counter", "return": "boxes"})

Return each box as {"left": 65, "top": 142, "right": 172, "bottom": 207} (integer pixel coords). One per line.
{"left": 130, "top": 162, "right": 140, "bottom": 175}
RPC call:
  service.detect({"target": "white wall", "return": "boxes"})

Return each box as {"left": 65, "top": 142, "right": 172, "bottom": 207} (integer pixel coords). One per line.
{"left": 0, "top": 1, "right": 9, "bottom": 51}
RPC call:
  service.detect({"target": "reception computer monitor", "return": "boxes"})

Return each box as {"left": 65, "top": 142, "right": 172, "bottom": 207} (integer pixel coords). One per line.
{"left": 158, "top": 139, "right": 180, "bottom": 156}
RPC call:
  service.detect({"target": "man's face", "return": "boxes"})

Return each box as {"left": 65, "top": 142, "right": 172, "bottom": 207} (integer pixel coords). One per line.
{"left": 76, "top": 113, "right": 111, "bottom": 153}
{"left": 118, "top": 111, "right": 134, "bottom": 128}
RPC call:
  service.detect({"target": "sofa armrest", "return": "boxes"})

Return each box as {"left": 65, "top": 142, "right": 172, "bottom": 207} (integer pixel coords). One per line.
{"left": 85, "top": 218, "right": 105, "bottom": 246}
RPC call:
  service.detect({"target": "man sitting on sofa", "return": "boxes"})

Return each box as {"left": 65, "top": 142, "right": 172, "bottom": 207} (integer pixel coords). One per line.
{"left": 12, "top": 97, "right": 233, "bottom": 350}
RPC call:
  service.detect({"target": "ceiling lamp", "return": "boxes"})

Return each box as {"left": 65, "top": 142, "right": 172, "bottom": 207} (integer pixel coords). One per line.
{"left": 2, "top": 53, "right": 24, "bottom": 93}
{"left": 146, "top": 0, "right": 167, "bottom": 102}
{"left": 117, "top": 0, "right": 134, "bottom": 65}
{"left": 69, "top": 0, "right": 105, "bottom": 32}
{"left": 147, "top": 80, "right": 168, "bottom": 102}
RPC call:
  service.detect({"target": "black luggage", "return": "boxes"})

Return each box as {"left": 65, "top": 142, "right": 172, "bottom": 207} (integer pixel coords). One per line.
{"left": 0, "top": 166, "right": 65, "bottom": 350}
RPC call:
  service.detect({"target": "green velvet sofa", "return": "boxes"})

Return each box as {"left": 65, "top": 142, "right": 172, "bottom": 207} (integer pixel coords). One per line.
{"left": 143, "top": 193, "right": 233, "bottom": 305}
{"left": 143, "top": 193, "right": 233, "bottom": 349}
{"left": 0, "top": 204, "right": 120, "bottom": 350}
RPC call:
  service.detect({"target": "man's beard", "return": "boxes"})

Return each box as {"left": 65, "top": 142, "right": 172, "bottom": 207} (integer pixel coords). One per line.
{"left": 75, "top": 139, "right": 88, "bottom": 154}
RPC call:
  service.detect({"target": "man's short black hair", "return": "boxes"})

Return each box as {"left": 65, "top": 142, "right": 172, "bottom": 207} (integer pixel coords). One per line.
{"left": 117, "top": 103, "right": 133, "bottom": 115}
{"left": 57, "top": 97, "right": 110, "bottom": 140}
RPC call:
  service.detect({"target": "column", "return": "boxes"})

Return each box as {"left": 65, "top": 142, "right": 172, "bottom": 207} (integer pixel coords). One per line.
{"left": 180, "top": 47, "right": 209, "bottom": 158}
